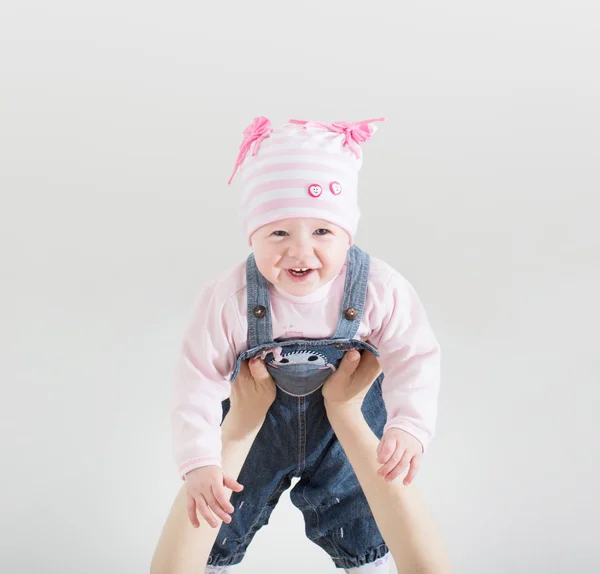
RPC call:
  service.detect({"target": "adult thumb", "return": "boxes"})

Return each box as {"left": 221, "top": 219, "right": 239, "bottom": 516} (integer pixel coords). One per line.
{"left": 248, "top": 356, "right": 272, "bottom": 383}
{"left": 336, "top": 350, "right": 361, "bottom": 376}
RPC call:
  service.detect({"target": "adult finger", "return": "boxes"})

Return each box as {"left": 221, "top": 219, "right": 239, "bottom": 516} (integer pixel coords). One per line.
{"left": 235, "top": 359, "right": 251, "bottom": 383}
{"left": 186, "top": 493, "right": 200, "bottom": 528}
{"left": 331, "top": 350, "right": 361, "bottom": 381}
{"left": 403, "top": 456, "right": 422, "bottom": 486}
{"left": 248, "top": 356, "right": 274, "bottom": 385}
{"left": 354, "top": 349, "right": 383, "bottom": 384}
{"left": 195, "top": 495, "right": 218, "bottom": 528}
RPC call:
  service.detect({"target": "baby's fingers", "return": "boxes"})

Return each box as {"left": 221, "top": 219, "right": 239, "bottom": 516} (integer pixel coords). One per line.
{"left": 403, "top": 456, "right": 422, "bottom": 486}
{"left": 195, "top": 495, "right": 218, "bottom": 529}
{"left": 223, "top": 474, "right": 244, "bottom": 493}
{"left": 206, "top": 489, "right": 232, "bottom": 525}
{"left": 212, "top": 483, "right": 235, "bottom": 515}
{"left": 377, "top": 437, "right": 396, "bottom": 464}
{"left": 186, "top": 493, "right": 200, "bottom": 528}
{"left": 378, "top": 446, "right": 405, "bottom": 477}
{"left": 383, "top": 451, "right": 413, "bottom": 483}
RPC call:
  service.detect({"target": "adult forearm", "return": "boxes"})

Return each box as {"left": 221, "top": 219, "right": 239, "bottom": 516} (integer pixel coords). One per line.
{"left": 326, "top": 406, "right": 452, "bottom": 574}
{"left": 151, "top": 411, "right": 267, "bottom": 574}
{"left": 186, "top": 411, "right": 267, "bottom": 564}
{"left": 221, "top": 412, "right": 265, "bottom": 475}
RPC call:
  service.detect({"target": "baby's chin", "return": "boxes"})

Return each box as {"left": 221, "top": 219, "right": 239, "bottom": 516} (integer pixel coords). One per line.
{"left": 278, "top": 284, "right": 319, "bottom": 296}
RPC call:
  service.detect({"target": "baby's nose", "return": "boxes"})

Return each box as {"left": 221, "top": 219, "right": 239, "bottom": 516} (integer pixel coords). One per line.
{"left": 287, "top": 240, "right": 313, "bottom": 261}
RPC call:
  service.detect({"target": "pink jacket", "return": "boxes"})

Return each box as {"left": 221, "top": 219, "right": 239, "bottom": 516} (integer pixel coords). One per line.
{"left": 172, "top": 256, "right": 441, "bottom": 479}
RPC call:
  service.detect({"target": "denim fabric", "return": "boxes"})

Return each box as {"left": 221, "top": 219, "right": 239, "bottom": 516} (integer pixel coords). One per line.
{"left": 208, "top": 246, "right": 389, "bottom": 570}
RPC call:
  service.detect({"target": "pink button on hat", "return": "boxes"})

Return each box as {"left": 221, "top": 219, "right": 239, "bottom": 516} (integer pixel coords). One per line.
{"left": 228, "top": 117, "right": 385, "bottom": 245}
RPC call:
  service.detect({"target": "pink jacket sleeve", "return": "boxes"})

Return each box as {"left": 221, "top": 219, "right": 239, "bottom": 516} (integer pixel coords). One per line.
{"left": 171, "top": 284, "right": 239, "bottom": 480}
{"left": 368, "top": 272, "right": 441, "bottom": 453}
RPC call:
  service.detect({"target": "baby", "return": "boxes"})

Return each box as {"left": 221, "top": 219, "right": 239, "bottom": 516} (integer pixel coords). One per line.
{"left": 171, "top": 117, "right": 441, "bottom": 573}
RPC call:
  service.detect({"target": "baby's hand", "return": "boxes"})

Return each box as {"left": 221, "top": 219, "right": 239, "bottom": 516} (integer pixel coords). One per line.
{"left": 376, "top": 428, "right": 423, "bottom": 486}
{"left": 184, "top": 465, "right": 244, "bottom": 528}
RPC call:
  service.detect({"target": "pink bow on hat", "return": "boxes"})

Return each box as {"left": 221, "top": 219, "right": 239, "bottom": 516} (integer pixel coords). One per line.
{"left": 289, "top": 117, "right": 385, "bottom": 159}
{"left": 228, "top": 116, "right": 273, "bottom": 184}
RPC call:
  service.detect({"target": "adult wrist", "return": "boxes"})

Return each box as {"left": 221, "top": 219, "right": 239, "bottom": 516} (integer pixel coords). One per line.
{"left": 229, "top": 399, "right": 272, "bottom": 420}
{"left": 222, "top": 410, "right": 266, "bottom": 440}
{"left": 324, "top": 400, "right": 363, "bottom": 422}
{"left": 323, "top": 396, "right": 363, "bottom": 410}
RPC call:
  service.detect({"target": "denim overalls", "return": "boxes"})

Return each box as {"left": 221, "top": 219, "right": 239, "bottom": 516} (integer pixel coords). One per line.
{"left": 208, "top": 245, "right": 389, "bottom": 570}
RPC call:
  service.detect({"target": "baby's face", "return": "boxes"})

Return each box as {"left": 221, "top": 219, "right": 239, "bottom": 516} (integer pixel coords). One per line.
{"left": 250, "top": 217, "right": 350, "bottom": 296}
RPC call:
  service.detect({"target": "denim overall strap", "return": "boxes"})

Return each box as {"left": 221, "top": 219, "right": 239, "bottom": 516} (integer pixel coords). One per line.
{"left": 332, "top": 245, "right": 371, "bottom": 340}
{"left": 246, "top": 252, "right": 275, "bottom": 348}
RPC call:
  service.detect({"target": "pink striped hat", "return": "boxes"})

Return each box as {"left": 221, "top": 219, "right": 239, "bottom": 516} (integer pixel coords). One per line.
{"left": 228, "top": 116, "right": 385, "bottom": 245}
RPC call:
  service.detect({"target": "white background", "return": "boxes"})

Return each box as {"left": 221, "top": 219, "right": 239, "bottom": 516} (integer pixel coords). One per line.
{"left": 1, "top": 1, "right": 599, "bottom": 573}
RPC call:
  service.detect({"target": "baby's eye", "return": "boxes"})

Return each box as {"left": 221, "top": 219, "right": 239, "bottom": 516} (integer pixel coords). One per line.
{"left": 314, "top": 229, "right": 330, "bottom": 235}
{"left": 272, "top": 230, "right": 288, "bottom": 237}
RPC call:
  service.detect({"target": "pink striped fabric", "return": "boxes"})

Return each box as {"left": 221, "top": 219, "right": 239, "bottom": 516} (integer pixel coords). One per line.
{"left": 229, "top": 118, "right": 383, "bottom": 245}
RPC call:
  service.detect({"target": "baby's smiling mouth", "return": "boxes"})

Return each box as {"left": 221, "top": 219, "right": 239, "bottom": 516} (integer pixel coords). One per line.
{"left": 288, "top": 268, "right": 312, "bottom": 277}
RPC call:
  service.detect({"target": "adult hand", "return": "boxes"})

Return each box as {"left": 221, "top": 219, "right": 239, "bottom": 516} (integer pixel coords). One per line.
{"left": 227, "top": 356, "right": 277, "bottom": 434}
{"left": 322, "top": 346, "right": 382, "bottom": 412}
